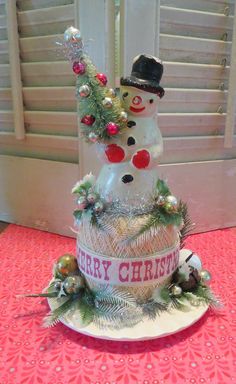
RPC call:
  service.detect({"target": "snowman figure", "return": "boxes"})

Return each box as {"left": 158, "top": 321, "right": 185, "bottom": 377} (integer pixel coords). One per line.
{"left": 96, "top": 54, "right": 165, "bottom": 207}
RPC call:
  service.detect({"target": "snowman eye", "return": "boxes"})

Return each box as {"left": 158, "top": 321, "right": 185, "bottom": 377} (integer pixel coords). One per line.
{"left": 149, "top": 99, "right": 154, "bottom": 104}
{"left": 122, "top": 92, "right": 129, "bottom": 99}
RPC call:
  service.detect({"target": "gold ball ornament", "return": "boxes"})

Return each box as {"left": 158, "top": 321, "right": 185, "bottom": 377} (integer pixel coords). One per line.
{"left": 171, "top": 285, "right": 182, "bottom": 296}
{"left": 63, "top": 275, "right": 85, "bottom": 294}
{"left": 107, "top": 88, "right": 116, "bottom": 98}
{"left": 120, "top": 111, "right": 128, "bottom": 122}
{"left": 102, "top": 97, "right": 113, "bottom": 108}
{"left": 56, "top": 254, "right": 78, "bottom": 278}
{"left": 199, "top": 269, "right": 212, "bottom": 283}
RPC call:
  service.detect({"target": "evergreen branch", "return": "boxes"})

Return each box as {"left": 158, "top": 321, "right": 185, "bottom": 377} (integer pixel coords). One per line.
{"left": 169, "top": 296, "right": 189, "bottom": 311}
{"left": 43, "top": 297, "right": 75, "bottom": 328}
{"left": 141, "top": 300, "right": 168, "bottom": 320}
{"left": 95, "top": 286, "right": 137, "bottom": 309}
{"left": 16, "top": 292, "right": 58, "bottom": 299}
{"left": 94, "top": 305, "right": 142, "bottom": 330}
{"left": 178, "top": 200, "right": 194, "bottom": 248}
{"left": 156, "top": 179, "right": 170, "bottom": 196}
{"left": 124, "top": 214, "right": 161, "bottom": 244}
{"left": 74, "top": 299, "right": 95, "bottom": 326}
{"left": 190, "top": 284, "right": 222, "bottom": 309}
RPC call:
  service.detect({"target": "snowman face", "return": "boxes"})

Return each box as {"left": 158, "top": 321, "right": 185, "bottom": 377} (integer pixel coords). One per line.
{"left": 121, "top": 86, "right": 158, "bottom": 117}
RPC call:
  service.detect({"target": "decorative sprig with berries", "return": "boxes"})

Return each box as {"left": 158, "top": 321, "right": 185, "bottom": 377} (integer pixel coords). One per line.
{"left": 61, "top": 26, "right": 128, "bottom": 143}
{"left": 72, "top": 173, "right": 104, "bottom": 225}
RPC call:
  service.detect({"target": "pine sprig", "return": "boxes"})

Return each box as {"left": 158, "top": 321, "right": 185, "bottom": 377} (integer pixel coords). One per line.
{"left": 74, "top": 298, "right": 95, "bottom": 326}
{"left": 125, "top": 208, "right": 182, "bottom": 245}
{"left": 93, "top": 287, "right": 141, "bottom": 328}
{"left": 178, "top": 200, "right": 193, "bottom": 248}
{"left": 43, "top": 297, "right": 75, "bottom": 328}
{"left": 95, "top": 287, "right": 137, "bottom": 309}
{"left": 190, "top": 284, "right": 221, "bottom": 308}
{"left": 141, "top": 300, "right": 168, "bottom": 320}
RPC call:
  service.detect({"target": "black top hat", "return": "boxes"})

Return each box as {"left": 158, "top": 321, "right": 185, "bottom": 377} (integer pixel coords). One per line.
{"left": 120, "top": 54, "right": 165, "bottom": 98}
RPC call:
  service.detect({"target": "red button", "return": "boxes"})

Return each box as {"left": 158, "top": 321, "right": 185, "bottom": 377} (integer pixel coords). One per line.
{"left": 105, "top": 144, "right": 125, "bottom": 163}
{"left": 132, "top": 149, "right": 150, "bottom": 169}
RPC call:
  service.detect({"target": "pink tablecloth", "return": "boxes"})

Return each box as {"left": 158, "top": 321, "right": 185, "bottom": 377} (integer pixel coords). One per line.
{"left": 0, "top": 224, "right": 235, "bottom": 384}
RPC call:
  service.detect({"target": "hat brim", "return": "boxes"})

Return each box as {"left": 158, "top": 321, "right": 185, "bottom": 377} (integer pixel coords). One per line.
{"left": 120, "top": 76, "right": 165, "bottom": 98}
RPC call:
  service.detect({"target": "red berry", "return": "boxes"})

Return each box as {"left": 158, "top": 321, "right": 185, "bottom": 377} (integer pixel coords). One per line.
{"left": 81, "top": 115, "right": 95, "bottom": 126}
{"left": 73, "top": 61, "right": 86, "bottom": 75}
{"left": 105, "top": 144, "right": 125, "bottom": 163}
{"left": 106, "top": 122, "right": 119, "bottom": 136}
{"left": 96, "top": 73, "right": 107, "bottom": 86}
{"left": 132, "top": 149, "right": 150, "bottom": 169}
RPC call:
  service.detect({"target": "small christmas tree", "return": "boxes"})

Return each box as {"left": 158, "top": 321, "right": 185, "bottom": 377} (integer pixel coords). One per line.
{"left": 62, "top": 26, "right": 127, "bottom": 143}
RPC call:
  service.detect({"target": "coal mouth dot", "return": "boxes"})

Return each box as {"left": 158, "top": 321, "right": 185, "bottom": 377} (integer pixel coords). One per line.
{"left": 127, "top": 137, "right": 136, "bottom": 146}
{"left": 122, "top": 174, "right": 134, "bottom": 184}
{"left": 127, "top": 121, "right": 136, "bottom": 128}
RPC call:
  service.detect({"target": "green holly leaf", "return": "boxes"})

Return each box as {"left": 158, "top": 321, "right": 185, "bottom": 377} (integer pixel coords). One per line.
{"left": 73, "top": 209, "right": 83, "bottom": 220}
{"left": 156, "top": 179, "right": 170, "bottom": 196}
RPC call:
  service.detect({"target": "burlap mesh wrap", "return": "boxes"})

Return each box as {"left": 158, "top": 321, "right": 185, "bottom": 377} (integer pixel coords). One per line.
{"left": 77, "top": 214, "right": 179, "bottom": 301}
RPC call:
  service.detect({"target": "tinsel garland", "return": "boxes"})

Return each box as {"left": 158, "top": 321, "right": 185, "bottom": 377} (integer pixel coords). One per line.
{"left": 72, "top": 176, "right": 192, "bottom": 248}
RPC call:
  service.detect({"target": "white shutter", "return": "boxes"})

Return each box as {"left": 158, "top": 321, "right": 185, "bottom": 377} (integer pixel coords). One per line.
{"left": 0, "top": 0, "right": 116, "bottom": 235}
{"left": 119, "top": 0, "right": 236, "bottom": 232}
{"left": 159, "top": 1, "right": 236, "bottom": 164}
{"left": 0, "top": 0, "right": 78, "bottom": 235}
{"left": 0, "top": 0, "right": 78, "bottom": 163}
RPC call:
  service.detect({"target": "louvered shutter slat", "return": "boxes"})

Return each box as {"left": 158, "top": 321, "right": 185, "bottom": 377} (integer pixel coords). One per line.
{"left": 21, "top": 61, "right": 74, "bottom": 86}
{"left": 160, "top": 34, "right": 231, "bottom": 65}
{"left": 20, "top": 34, "right": 64, "bottom": 62}
{"left": 161, "top": 6, "right": 233, "bottom": 40}
{"left": 163, "top": 62, "right": 229, "bottom": 89}
{"left": 24, "top": 111, "right": 77, "bottom": 136}
{"left": 161, "top": 0, "right": 235, "bottom": 14}
{"left": 18, "top": 5, "right": 74, "bottom": 37}
{"left": 17, "top": 0, "right": 73, "bottom": 11}
{"left": 159, "top": 113, "right": 226, "bottom": 136}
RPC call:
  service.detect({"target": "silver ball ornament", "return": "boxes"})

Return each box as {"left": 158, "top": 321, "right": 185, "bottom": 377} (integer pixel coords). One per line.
{"left": 94, "top": 201, "right": 104, "bottom": 213}
{"left": 53, "top": 280, "right": 61, "bottom": 291}
{"left": 77, "top": 195, "right": 87, "bottom": 210}
{"left": 156, "top": 195, "right": 165, "bottom": 206}
{"left": 102, "top": 97, "right": 113, "bottom": 108}
{"left": 120, "top": 111, "right": 128, "bottom": 122}
{"left": 78, "top": 85, "right": 90, "bottom": 97}
{"left": 88, "top": 132, "right": 99, "bottom": 143}
{"left": 64, "top": 26, "right": 82, "bottom": 43}
{"left": 199, "top": 269, "right": 212, "bottom": 283}
{"left": 171, "top": 285, "right": 182, "bottom": 296}
{"left": 165, "top": 195, "right": 178, "bottom": 208}
{"left": 63, "top": 275, "right": 85, "bottom": 295}
{"left": 87, "top": 193, "right": 97, "bottom": 204}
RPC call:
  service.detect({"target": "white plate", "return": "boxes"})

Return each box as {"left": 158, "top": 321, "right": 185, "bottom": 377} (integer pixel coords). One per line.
{"left": 48, "top": 299, "right": 208, "bottom": 341}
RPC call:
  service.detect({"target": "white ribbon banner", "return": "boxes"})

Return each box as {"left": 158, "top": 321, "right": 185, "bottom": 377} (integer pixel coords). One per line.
{"left": 77, "top": 243, "right": 179, "bottom": 286}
